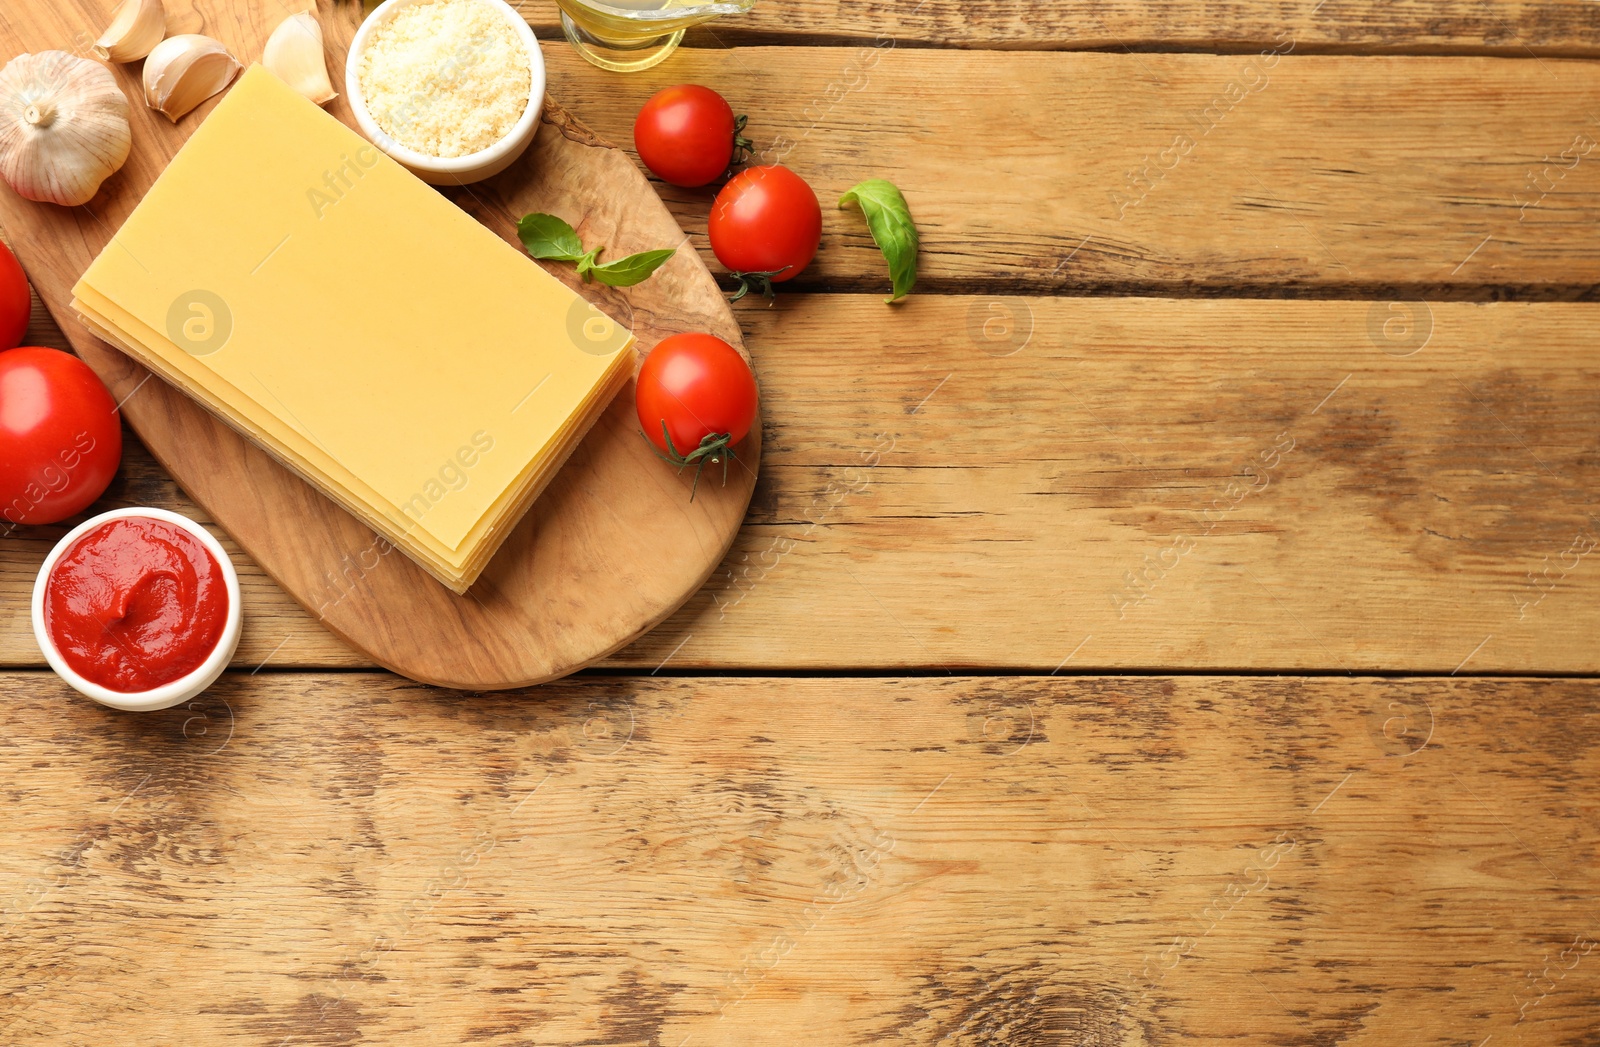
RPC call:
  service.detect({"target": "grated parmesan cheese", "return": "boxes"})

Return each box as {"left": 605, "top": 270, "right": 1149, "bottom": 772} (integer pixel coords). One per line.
{"left": 358, "top": 0, "right": 532, "bottom": 158}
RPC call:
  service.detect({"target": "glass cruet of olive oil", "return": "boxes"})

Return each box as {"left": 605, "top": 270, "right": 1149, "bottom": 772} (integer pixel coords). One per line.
{"left": 551, "top": 0, "right": 757, "bottom": 72}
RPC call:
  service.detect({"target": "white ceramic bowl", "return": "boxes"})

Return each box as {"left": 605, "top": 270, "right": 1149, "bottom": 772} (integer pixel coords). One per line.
{"left": 346, "top": 0, "right": 546, "bottom": 185}
{"left": 32, "top": 507, "right": 243, "bottom": 713}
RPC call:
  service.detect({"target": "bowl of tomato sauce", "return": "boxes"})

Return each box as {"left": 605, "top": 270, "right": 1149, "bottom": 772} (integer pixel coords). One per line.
{"left": 31, "top": 507, "right": 242, "bottom": 712}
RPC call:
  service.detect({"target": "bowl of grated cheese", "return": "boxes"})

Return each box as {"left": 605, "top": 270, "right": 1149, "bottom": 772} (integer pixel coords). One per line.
{"left": 347, "top": 0, "right": 546, "bottom": 185}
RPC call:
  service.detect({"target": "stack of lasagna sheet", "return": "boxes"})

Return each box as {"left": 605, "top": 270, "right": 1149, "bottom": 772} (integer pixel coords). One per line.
{"left": 73, "top": 67, "right": 635, "bottom": 593}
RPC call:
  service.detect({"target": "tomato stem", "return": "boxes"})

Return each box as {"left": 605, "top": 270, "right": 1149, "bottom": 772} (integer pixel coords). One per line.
{"left": 727, "top": 265, "right": 793, "bottom": 303}
{"left": 728, "top": 114, "right": 754, "bottom": 175}
{"left": 647, "top": 422, "right": 736, "bottom": 500}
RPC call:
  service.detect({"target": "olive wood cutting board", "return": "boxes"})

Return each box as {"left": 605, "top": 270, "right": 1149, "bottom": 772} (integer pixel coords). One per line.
{"left": 0, "top": 0, "right": 758, "bottom": 689}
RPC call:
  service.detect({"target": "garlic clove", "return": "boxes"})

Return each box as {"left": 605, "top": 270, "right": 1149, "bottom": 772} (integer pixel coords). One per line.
{"left": 94, "top": 0, "right": 167, "bottom": 64}
{"left": 0, "top": 51, "right": 132, "bottom": 207}
{"left": 142, "top": 34, "right": 240, "bottom": 122}
{"left": 263, "top": 12, "right": 337, "bottom": 107}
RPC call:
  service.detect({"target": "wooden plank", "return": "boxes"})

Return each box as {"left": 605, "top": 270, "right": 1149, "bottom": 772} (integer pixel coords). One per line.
{"left": 540, "top": 46, "right": 1600, "bottom": 295}
{"left": 632, "top": 296, "right": 1600, "bottom": 675}
{"left": 6, "top": 296, "right": 1598, "bottom": 674}
{"left": 518, "top": 0, "right": 1600, "bottom": 55}
{"left": 2, "top": 672, "right": 1597, "bottom": 1043}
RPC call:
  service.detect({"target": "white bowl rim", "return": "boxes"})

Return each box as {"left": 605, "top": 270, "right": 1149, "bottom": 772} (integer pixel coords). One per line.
{"left": 31, "top": 507, "right": 244, "bottom": 713}
{"left": 345, "top": 0, "right": 546, "bottom": 175}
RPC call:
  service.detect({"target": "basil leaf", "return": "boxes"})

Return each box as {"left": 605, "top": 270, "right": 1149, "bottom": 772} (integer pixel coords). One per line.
{"left": 573, "top": 248, "right": 603, "bottom": 280}
{"left": 587, "top": 247, "right": 677, "bottom": 288}
{"left": 518, "top": 213, "right": 676, "bottom": 287}
{"left": 517, "top": 213, "right": 586, "bottom": 261}
{"left": 839, "top": 179, "right": 918, "bottom": 303}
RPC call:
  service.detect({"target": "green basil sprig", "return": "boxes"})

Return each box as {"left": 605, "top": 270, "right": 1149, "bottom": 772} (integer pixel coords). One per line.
{"left": 517, "top": 212, "right": 677, "bottom": 288}
{"left": 839, "top": 179, "right": 918, "bottom": 303}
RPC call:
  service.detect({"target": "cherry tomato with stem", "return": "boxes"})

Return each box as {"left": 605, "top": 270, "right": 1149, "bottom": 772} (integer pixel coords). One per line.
{"left": 633, "top": 85, "right": 751, "bottom": 189}
{"left": 636, "top": 333, "right": 758, "bottom": 498}
{"left": 0, "top": 240, "right": 31, "bottom": 350}
{"left": 708, "top": 165, "right": 822, "bottom": 301}
{"left": 0, "top": 347, "right": 122, "bottom": 525}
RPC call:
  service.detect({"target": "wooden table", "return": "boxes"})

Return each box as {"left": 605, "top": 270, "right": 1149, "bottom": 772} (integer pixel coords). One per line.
{"left": 4, "top": 2, "right": 1600, "bottom": 1042}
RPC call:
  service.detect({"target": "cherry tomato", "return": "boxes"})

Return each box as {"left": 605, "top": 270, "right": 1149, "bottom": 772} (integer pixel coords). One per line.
{"left": 636, "top": 333, "right": 758, "bottom": 494}
{"left": 708, "top": 165, "right": 822, "bottom": 299}
{"left": 0, "top": 240, "right": 31, "bottom": 350}
{"left": 0, "top": 347, "right": 122, "bottom": 525}
{"left": 633, "top": 85, "right": 747, "bottom": 188}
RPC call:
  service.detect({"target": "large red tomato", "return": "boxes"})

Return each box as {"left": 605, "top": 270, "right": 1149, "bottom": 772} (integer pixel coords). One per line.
{"left": 0, "top": 240, "right": 31, "bottom": 350}
{"left": 636, "top": 333, "right": 758, "bottom": 495}
{"left": 708, "top": 165, "right": 822, "bottom": 299}
{"left": 0, "top": 347, "right": 122, "bottom": 525}
{"left": 633, "top": 85, "right": 746, "bottom": 188}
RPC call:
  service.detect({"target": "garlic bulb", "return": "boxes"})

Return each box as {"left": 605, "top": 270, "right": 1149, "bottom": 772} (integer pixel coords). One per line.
{"left": 142, "top": 34, "right": 240, "bottom": 122}
{"left": 263, "top": 12, "right": 337, "bottom": 106}
{"left": 0, "top": 52, "right": 132, "bottom": 207}
{"left": 94, "top": 0, "right": 167, "bottom": 64}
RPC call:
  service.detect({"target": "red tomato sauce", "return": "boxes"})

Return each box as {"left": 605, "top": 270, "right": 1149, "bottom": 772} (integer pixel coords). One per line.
{"left": 44, "top": 517, "right": 227, "bottom": 693}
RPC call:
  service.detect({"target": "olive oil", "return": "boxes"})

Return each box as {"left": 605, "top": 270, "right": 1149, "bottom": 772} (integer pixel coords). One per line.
{"left": 553, "top": 0, "right": 755, "bottom": 71}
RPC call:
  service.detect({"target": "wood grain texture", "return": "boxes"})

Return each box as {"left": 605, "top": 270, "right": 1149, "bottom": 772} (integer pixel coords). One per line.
{"left": 540, "top": 45, "right": 1600, "bottom": 296}
{"left": 3, "top": 672, "right": 1597, "bottom": 1044}
{"left": 581, "top": 296, "right": 1600, "bottom": 675}
{"left": 518, "top": 0, "right": 1600, "bottom": 55}
{"left": 0, "top": 1, "right": 758, "bottom": 689}
{"left": 7, "top": 296, "right": 1598, "bottom": 675}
